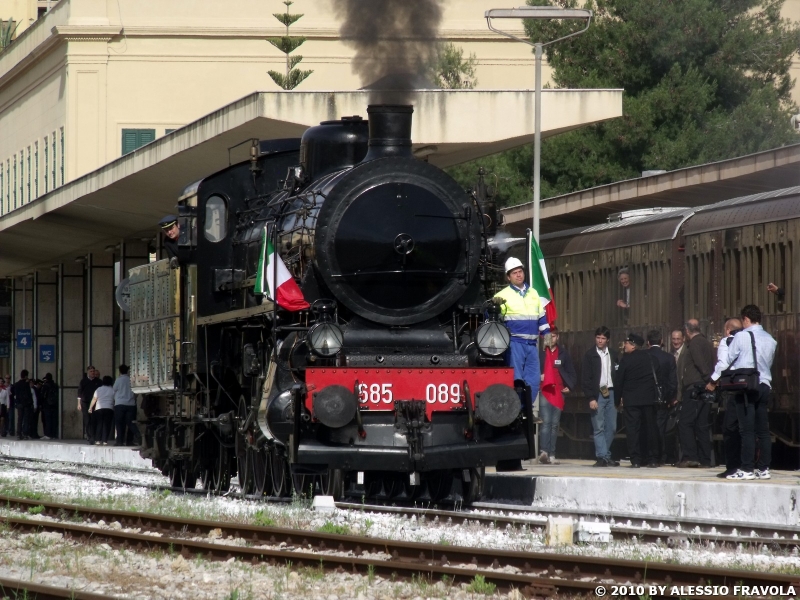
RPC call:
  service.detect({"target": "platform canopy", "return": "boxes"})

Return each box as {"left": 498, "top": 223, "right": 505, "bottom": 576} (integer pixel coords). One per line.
{"left": 502, "top": 143, "right": 800, "bottom": 235}
{"left": 0, "top": 89, "right": 622, "bottom": 276}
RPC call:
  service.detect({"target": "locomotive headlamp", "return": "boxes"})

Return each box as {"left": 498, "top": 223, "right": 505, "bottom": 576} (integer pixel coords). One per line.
{"left": 476, "top": 321, "right": 510, "bottom": 357}
{"left": 308, "top": 322, "right": 344, "bottom": 357}
{"left": 308, "top": 301, "right": 343, "bottom": 357}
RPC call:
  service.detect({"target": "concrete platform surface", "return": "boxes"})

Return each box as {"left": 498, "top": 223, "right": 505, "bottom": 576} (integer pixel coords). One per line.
{"left": 0, "top": 438, "right": 153, "bottom": 470}
{"left": 484, "top": 459, "right": 800, "bottom": 527}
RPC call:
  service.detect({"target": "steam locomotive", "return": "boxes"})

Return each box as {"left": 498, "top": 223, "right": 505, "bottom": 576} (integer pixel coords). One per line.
{"left": 129, "top": 105, "right": 535, "bottom": 503}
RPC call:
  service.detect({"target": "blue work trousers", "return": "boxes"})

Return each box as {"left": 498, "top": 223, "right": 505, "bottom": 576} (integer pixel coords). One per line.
{"left": 539, "top": 396, "right": 562, "bottom": 456}
{"left": 508, "top": 340, "right": 540, "bottom": 400}
{"left": 590, "top": 390, "right": 617, "bottom": 460}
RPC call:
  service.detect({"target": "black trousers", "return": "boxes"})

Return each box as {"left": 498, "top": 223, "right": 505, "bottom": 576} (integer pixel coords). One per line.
{"left": 114, "top": 405, "right": 139, "bottom": 446}
{"left": 736, "top": 383, "right": 771, "bottom": 472}
{"left": 81, "top": 401, "right": 94, "bottom": 441}
{"left": 678, "top": 386, "right": 712, "bottom": 465}
{"left": 625, "top": 404, "right": 657, "bottom": 465}
{"left": 43, "top": 407, "right": 59, "bottom": 439}
{"left": 721, "top": 392, "right": 741, "bottom": 471}
{"left": 94, "top": 408, "right": 114, "bottom": 443}
{"left": 655, "top": 404, "right": 671, "bottom": 463}
{"left": 15, "top": 401, "right": 33, "bottom": 439}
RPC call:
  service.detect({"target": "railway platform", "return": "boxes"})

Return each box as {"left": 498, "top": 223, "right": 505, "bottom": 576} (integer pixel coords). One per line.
{"left": 0, "top": 437, "right": 151, "bottom": 470}
{"left": 482, "top": 459, "right": 800, "bottom": 527}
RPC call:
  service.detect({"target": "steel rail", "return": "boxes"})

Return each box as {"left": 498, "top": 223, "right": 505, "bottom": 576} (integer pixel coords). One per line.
{"left": 0, "top": 495, "right": 798, "bottom": 596}
{"left": 338, "top": 502, "right": 800, "bottom": 549}
{"left": 0, "top": 576, "right": 118, "bottom": 600}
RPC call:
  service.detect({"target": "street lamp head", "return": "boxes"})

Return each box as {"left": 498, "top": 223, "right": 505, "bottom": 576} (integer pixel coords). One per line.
{"left": 485, "top": 7, "right": 592, "bottom": 20}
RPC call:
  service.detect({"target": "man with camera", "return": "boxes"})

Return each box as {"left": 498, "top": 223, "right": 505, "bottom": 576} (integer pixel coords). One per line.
{"left": 707, "top": 305, "right": 776, "bottom": 480}
{"left": 709, "top": 318, "right": 743, "bottom": 479}
{"left": 617, "top": 333, "right": 659, "bottom": 468}
{"left": 677, "top": 319, "right": 716, "bottom": 468}
{"left": 646, "top": 330, "right": 678, "bottom": 466}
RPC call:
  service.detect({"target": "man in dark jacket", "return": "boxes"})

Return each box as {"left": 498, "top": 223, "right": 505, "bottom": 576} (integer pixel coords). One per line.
{"left": 11, "top": 370, "right": 34, "bottom": 441}
{"left": 646, "top": 330, "right": 678, "bottom": 465}
{"left": 617, "top": 334, "right": 659, "bottom": 467}
{"left": 678, "top": 319, "right": 716, "bottom": 467}
{"left": 77, "top": 366, "right": 102, "bottom": 443}
{"left": 537, "top": 326, "right": 577, "bottom": 464}
{"left": 581, "top": 326, "right": 619, "bottom": 467}
{"left": 40, "top": 373, "right": 59, "bottom": 440}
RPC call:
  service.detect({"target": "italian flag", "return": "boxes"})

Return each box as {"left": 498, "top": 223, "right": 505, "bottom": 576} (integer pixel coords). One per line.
{"left": 530, "top": 235, "right": 557, "bottom": 327}
{"left": 254, "top": 227, "right": 309, "bottom": 311}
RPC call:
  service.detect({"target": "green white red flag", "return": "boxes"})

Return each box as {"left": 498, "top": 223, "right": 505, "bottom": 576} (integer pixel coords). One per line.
{"left": 254, "top": 227, "right": 309, "bottom": 311}
{"left": 530, "top": 235, "right": 557, "bottom": 327}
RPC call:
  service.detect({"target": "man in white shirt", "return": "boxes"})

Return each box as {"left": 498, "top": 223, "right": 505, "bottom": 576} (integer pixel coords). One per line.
{"left": 707, "top": 305, "right": 777, "bottom": 480}
{"left": 581, "top": 326, "right": 620, "bottom": 467}
{"left": 710, "top": 318, "right": 742, "bottom": 479}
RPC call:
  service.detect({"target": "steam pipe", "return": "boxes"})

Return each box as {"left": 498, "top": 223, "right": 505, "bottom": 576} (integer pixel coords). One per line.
{"left": 362, "top": 105, "right": 414, "bottom": 162}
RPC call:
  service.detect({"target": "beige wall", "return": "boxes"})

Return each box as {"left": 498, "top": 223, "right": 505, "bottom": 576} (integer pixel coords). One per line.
{"left": 0, "top": 0, "right": 539, "bottom": 213}
{"left": 0, "top": 0, "right": 37, "bottom": 35}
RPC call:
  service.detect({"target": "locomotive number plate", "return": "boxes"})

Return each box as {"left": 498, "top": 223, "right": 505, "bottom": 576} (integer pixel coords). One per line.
{"left": 306, "top": 368, "right": 514, "bottom": 411}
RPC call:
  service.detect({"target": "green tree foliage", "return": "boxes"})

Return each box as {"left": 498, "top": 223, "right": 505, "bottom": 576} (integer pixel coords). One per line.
{"left": 268, "top": 1, "right": 312, "bottom": 90}
{"left": 430, "top": 42, "right": 478, "bottom": 89}
{"left": 449, "top": 0, "right": 800, "bottom": 206}
{"left": 0, "top": 19, "right": 18, "bottom": 52}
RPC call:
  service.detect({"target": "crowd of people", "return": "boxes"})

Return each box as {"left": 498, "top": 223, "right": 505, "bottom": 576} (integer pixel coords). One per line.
{"left": 0, "top": 364, "right": 140, "bottom": 447}
{"left": 496, "top": 258, "right": 779, "bottom": 480}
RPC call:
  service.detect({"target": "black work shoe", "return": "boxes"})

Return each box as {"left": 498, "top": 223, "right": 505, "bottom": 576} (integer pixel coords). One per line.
{"left": 592, "top": 459, "right": 608, "bottom": 467}
{"left": 716, "top": 470, "right": 736, "bottom": 479}
{"left": 608, "top": 459, "right": 620, "bottom": 467}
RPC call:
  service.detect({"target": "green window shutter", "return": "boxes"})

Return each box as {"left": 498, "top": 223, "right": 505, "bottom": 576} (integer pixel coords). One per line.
{"left": 165, "top": 128, "right": 176, "bottom": 135}
{"left": 121, "top": 129, "right": 156, "bottom": 155}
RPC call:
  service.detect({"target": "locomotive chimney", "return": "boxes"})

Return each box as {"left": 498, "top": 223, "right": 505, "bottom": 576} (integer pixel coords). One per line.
{"left": 362, "top": 105, "right": 414, "bottom": 162}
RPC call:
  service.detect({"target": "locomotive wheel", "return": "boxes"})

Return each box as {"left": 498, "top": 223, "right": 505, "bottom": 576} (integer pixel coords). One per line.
{"left": 170, "top": 461, "right": 197, "bottom": 490}
{"left": 235, "top": 400, "right": 254, "bottom": 495}
{"left": 251, "top": 446, "right": 272, "bottom": 497}
{"left": 320, "top": 469, "right": 344, "bottom": 500}
{"left": 462, "top": 467, "right": 484, "bottom": 505}
{"left": 426, "top": 471, "right": 454, "bottom": 504}
{"left": 291, "top": 472, "right": 315, "bottom": 499}
{"left": 212, "top": 447, "right": 231, "bottom": 493}
{"left": 270, "top": 448, "right": 289, "bottom": 497}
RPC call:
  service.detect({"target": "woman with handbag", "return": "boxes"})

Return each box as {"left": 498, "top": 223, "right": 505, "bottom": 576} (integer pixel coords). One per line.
{"left": 707, "top": 305, "right": 777, "bottom": 480}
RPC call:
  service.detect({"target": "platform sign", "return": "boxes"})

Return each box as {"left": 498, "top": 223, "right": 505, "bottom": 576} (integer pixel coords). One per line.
{"left": 16, "top": 329, "right": 32, "bottom": 349}
{"left": 0, "top": 343, "right": 9, "bottom": 358}
{"left": 39, "top": 345, "right": 55, "bottom": 363}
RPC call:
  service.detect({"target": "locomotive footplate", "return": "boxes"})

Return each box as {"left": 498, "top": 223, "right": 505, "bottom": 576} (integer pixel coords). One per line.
{"left": 297, "top": 367, "right": 532, "bottom": 471}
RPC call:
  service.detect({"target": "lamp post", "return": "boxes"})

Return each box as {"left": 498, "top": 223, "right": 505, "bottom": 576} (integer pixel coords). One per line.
{"left": 485, "top": 7, "right": 592, "bottom": 242}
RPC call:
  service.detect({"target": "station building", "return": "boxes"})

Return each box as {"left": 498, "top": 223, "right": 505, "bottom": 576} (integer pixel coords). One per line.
{"left": 0, "top": 0, "right": 624, "bottom": 439}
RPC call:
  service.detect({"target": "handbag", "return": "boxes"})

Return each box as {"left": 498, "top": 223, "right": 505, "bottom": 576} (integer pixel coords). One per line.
{"left": 718, "top": 332, "right": 760, "bottom": 392}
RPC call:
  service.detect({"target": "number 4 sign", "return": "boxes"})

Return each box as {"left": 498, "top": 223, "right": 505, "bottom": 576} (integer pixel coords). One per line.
{"left": 16, "top": 329, "right": 32, "bottom": 349}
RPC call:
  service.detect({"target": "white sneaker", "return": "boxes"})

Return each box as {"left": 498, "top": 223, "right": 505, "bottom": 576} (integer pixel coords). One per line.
{"left": 538, "top": 451, "right": 550, "bottom": 464}
{"left": 549, "top": 456, "right": 561, "bottom": 465}
{"left": 726, "top": 469, "right": 756, "bottom": 480}
{"left": 40, "top": 436, "right": 50, "bottom": 440}
{"left": 755, "top": 469, "right": 771, "bottom": 480}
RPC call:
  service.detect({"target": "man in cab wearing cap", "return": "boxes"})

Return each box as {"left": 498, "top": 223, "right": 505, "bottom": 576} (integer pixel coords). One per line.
{"left": 616, "top": 333, "right": 660, "bottom": 468}
{"left": 494, "top": 257, "right": 551, "bottom": 409}
{"left": 159, "top": 215, "right": 181, "bottom": 260}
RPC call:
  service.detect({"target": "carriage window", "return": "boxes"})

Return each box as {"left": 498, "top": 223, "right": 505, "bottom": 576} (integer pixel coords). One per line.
{"left": 204, "top": 196, "right": 227, "bottom": 243}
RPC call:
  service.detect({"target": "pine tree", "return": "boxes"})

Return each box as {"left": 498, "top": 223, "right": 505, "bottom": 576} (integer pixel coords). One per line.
{"left": 450, "top": 0, "right": 800, "bottom": 206}
{"left": 267, "top": 1, "right": 313, "bottom": 90}
{"left": 431, "top": 43, "right": 478, "bottom": 89}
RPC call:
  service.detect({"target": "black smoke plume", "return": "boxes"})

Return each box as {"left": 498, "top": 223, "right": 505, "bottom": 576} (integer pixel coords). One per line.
{"left": 332, "top": 0, "right": 443, "bottom": 103}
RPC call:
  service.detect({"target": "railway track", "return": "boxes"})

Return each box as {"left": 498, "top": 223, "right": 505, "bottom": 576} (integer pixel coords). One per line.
{"left": 0, "top": 495, "right": 797, "bottom": 598}
{"left": 0, "top": 577, "right": 117, "bottom": 600}
{"left": 343, "top": 502, "right": 800, "bottom": 550}
{"left": 5, "top": 456, "right": 799, "bottom": 550}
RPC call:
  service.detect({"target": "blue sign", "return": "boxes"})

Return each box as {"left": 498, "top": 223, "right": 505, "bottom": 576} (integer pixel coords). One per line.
{"left": 39, "top": 345, "right": 55, "bottom": 363}
{"left": 16, "top": 329, "right": 32, "bottom": 349}
{"left": 0, "top": 343, "right": 9, "bottom": 358}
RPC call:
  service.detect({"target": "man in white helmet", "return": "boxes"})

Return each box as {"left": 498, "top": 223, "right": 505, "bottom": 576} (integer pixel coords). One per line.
{"left": 494, "top": 257, "right": 551, "bottom": 405}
